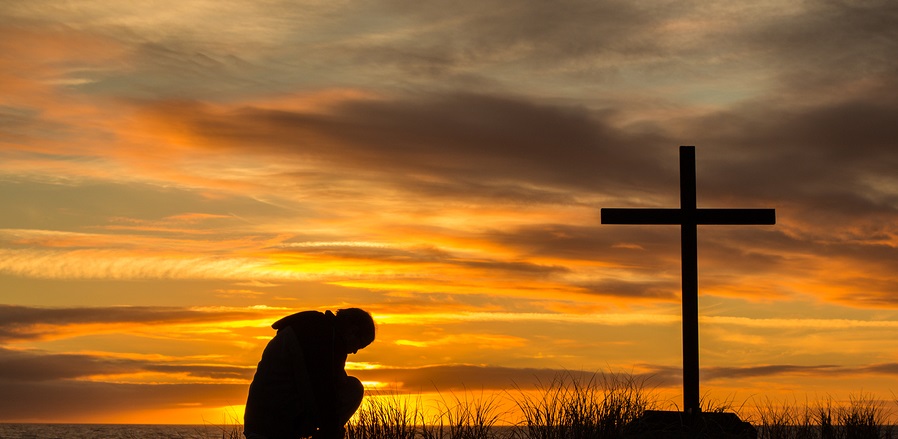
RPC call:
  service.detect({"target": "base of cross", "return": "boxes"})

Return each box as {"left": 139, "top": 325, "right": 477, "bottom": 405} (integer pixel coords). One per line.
{"left": 623, "top": 410, "right": 757, "bottom": 438}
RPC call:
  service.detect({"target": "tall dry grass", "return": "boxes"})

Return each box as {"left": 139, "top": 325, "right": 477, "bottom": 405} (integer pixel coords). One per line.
{"left": 753, "top": 397, "right": 816, "bottom": 439}
{"left": 342, "top": 372, "right": 897, "bottom": 439}
{"left": 511, "top": 370, "right": 657, "bottom": 439}
{"left": 198, "top": 409, "right": 244, "bottom": 439}
{"left": 752, "top": 393, "right": 894, "bottom": 439}
{"left": 346, "top": 392, "right": 420, "bottom": 439}
{"left": 420, "top": 390, "right": 509, "bottom": 439}
{"left": 346, "top": 389, "right": 511, "bottom": 439}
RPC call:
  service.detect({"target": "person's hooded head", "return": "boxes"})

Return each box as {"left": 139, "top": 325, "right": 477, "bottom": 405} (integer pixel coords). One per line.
{"left": 335, "top": 308, "right": 375, "bottom": 354}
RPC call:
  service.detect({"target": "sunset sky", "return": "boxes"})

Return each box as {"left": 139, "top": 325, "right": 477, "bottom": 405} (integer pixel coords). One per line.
{"left": 2, "top": 0, "right": 898, "bottom": 425}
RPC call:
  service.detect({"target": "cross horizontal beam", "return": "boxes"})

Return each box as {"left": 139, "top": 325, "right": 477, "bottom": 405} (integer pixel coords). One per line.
{"left": 601, "top": 208, "right": 775, "bottom": 225}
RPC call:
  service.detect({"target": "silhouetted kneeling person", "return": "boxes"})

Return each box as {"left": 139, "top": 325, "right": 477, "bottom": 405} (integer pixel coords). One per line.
{"left": 244, "top": 308, "right": 375, "bottom": 439}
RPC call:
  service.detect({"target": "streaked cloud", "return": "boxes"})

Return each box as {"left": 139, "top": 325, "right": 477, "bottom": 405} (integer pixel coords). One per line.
{"left": 705, "top": 315, "right": 898, "bottom": 331}
{"left": 0, "top": 304, "right": 278, "bottom": 342}
{"left": 6, "top": 341, "right": 894, "bottom": 413}
{"left": 0, "top": 379, "right": 246, "bottom": 422}
{"left": 0, "top": 248, "right": 272, "bottom": 281}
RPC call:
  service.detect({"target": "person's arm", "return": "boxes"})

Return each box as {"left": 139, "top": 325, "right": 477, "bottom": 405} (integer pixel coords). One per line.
{"left": 316, "top": 327, "right": 353, "bottom": 438}
{"left": 283, "top": 312, "right": 341, "bottom": 438}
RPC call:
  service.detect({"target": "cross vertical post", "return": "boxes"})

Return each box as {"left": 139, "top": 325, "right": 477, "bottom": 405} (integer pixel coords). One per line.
{"left": 680, "top": 146, "right": 700, "bottom": 415}
{"left": 600, "top": 145, "right": 775, "bottom": 417}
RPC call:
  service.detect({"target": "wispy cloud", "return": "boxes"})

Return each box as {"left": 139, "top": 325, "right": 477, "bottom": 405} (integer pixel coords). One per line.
{"left": 705, "top": 315, "right": 898, "bottom": 330}
{"left": 0, "top": 248, "right": 271, "bottom": 281}
{"left": 0, "top": 305, "right": 278, "bottom": 342}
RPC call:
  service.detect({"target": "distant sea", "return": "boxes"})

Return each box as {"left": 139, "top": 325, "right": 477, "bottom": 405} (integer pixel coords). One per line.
{"left": 0, "top": 423, "right": 241, "bottom": 439}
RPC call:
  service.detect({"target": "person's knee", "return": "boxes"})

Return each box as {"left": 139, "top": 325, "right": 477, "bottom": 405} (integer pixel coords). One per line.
{"left": 337, "top": 376, "right": 364, "bottom": 424}
{"left": 343, "top": 376, "right": 363, "bottom": 405}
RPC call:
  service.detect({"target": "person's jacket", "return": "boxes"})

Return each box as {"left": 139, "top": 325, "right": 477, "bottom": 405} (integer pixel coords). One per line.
{"left": 273, "top": 310, "right": 349, "bottom": 433}
{"left": 244, "top": 310, "right": 348, "bottom": 438}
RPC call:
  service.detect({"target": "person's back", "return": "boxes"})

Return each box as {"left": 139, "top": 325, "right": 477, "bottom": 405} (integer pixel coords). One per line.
{"left": 244, "top": 309, "right": 375, "bottom": 439}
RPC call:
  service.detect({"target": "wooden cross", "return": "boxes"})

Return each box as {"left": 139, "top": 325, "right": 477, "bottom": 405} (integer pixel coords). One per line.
{"left": 601, "top": 146, "right": 775, "bottom": 416}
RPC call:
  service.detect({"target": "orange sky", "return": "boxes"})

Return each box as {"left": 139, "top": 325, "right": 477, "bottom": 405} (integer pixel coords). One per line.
{"left": 2, "top": 0, "right": 898, "bottom": 425}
